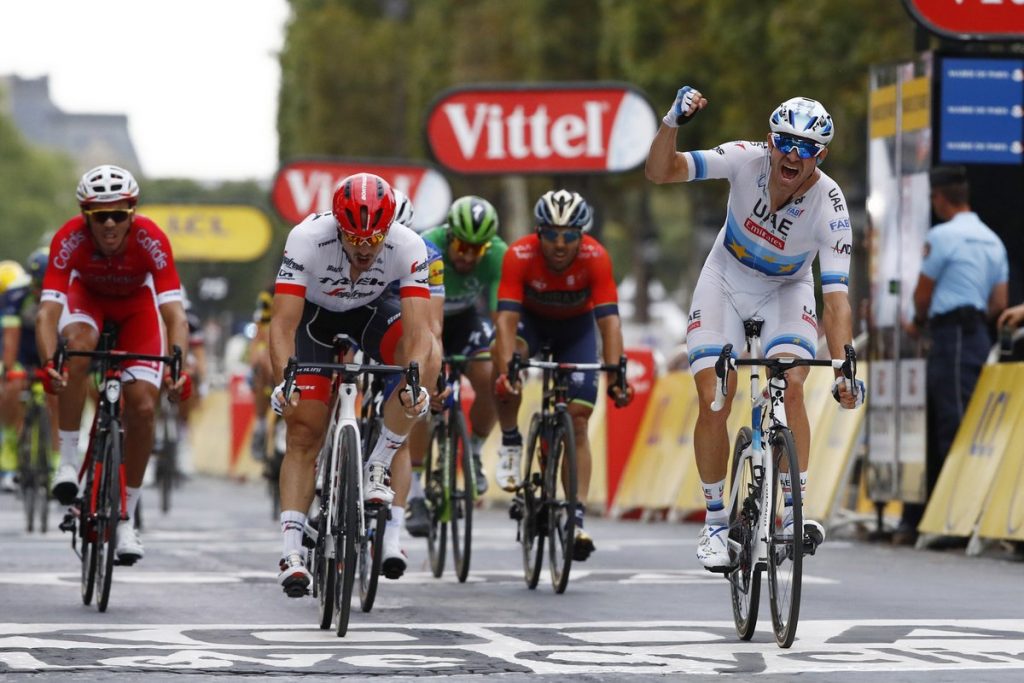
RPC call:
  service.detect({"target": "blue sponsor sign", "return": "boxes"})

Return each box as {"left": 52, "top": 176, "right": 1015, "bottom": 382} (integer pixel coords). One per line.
{"left": 939, "top": 57, "right": 1024, "bottom": 166}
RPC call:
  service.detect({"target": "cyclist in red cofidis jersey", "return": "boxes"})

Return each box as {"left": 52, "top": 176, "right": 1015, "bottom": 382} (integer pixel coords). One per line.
{"left": 37, "top": 164, "right": 192, "bottom": 565}
{"left": 491, "top": 189, "right": 633, "bottom": 563}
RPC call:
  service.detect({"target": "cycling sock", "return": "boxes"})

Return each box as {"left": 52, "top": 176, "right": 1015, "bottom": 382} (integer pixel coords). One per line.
{"left": 575, "top": 503, "right": 585, "bottom": 530}
{"left": 280, "top": 510, "right": 307, "bottom": 557}
{"left": 125, "top": 486, "right": 142, "bottom": 522}
{"left": 701, "top": 478, "right": 728, "bottom": 527}
{"left": 408, "top": 471, "right": 424, "bottom": 499}
{"left": 501, "top": 427, "right": 522, "bottom": 447}
{"left": 58, "top": 430, "right": 80, "bottom": 469}
{"left": 388, "top": 505, "right": 404, "bottom": 530}
{"left": 367, "top": 425, "right": 405, "bottom": 468}
{"left": 470, "top": 433, "right": 486, "bottom": 457}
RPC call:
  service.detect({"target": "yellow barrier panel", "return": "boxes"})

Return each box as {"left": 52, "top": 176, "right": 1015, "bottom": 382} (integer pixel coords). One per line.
{"left": 975, "top": 363, "right": 1024, "bottom": 542}
{"left": 919, "top": 364, "right": 1024, "bottom": 537}
{"left": 192, "top": 389, "right": 232, "bottom": 477}
{"left": 806, "top": 368, "right": 866, "bottom": 522}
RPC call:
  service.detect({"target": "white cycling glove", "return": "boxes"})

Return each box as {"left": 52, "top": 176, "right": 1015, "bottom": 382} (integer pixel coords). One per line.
{"left": 271, "top": 380, "right": 299, "bottom": 415}
{"left": 831, "top": 377, "right": 866, "bottom": 409}
{"left": 663, "top": 85, "right": 700, "bottom": 127}
{"left": 401, "top": 385, "right": 430, "bottom": 418}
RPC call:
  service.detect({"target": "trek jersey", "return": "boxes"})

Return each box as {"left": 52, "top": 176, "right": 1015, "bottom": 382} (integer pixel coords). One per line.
{"left": 497, "top": 234, "right": 618, "bottom": 320}
{"left": 41, "top": 215, "right": 183, "bottom": 306}
{"left": 684, "top": 141, "right": 852, "bottom": 293}
{"left": 421, "top": 226, "right": 508, "bottom": 315}
{"left": 274, "top": 212, "right": 429, "bottom": 309}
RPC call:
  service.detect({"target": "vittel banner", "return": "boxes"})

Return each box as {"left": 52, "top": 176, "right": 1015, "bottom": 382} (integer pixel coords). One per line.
{"left": 271, "top": 159, "right": 452, "bottom": 229}
{"left": 425, "top": 83, "right": 658, "bottom": 174}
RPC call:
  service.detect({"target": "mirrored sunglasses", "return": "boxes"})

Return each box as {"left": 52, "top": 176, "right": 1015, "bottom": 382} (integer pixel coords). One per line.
{"left": 772, "top": 133, "right": 824, "bottom": 160}
{"left": 84, "top": 208, "right": 134, "bottom": 223}
{"left": 451, "top": 237, "right": 490, "bottom": 256}
{"left": 341, "top": 231, "right": 386, "bottom": 248}
{"left": 538, "top": 227, "right": 582, "bottom": 243}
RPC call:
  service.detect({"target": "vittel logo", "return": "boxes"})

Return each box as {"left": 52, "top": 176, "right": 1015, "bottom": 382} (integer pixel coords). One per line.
{"left": 136, "top": 229, "right": 168, "bottom": 269}
{"left": 442, "top": 101, "right": 609, "bottom": 161}
{"left": 54, "top": 231, "right": 87, "bottom": 269}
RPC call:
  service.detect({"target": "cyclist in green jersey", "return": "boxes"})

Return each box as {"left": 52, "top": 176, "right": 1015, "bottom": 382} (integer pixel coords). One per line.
{"left": 405, "top": 196, "right": 507, "bottom": 533}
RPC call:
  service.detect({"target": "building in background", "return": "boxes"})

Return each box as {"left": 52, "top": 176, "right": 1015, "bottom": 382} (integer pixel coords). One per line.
{"left": 0, "top": 74, "right": 139, "bottom": 173}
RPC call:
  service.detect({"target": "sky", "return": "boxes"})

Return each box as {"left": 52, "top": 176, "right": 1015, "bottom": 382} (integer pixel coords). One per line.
{"left": 0, "top": 0, "right": 290, "bottom": 181}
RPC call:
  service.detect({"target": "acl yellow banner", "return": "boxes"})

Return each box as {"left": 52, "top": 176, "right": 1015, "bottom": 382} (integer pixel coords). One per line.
{"left": 919, "top": 364, "right": 1024, "bottom": 537}
{"left": 140, "top": 205, "right": 273, "bottom": 262}
{"left": 977, "top": 363, "right": 1024, "bottom": 542}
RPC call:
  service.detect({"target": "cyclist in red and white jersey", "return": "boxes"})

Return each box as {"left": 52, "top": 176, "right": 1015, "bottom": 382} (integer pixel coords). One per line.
{"left": 37, "top": 164, "right": 191, "bottom": 564}
{"left": 270, "top": 173, "right": 439, "bottom": 597}
{"left": 646, "top": 87, "right": 865, "bottom": 571}
{"left": 492, "top": 190, "right": 633, "bottom": 562}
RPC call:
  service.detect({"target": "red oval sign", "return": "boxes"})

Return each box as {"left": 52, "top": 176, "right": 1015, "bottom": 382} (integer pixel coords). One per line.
{"left": 903, "top": 0, "right": 1024, "bottom": 40}
{"left": 270, "top": 159, "right": 451, "bottom": 228}
{"left": 425, "top": 82, "right": 657, "bottom": 175}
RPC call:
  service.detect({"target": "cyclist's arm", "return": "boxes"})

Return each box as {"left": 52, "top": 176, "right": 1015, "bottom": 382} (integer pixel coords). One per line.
{"left": 596, "top": 313, "right": 625, "bottom": 368}
{"left": 159, "top": 300, "right": 190, "bottom": 363}
{"left": 492, "top": 309, "right": 520, "bottom": 380}
{"left": 1, "top": 323, "right": 19, "bottom": 372}
{"left": 269, "top": 291, "right": 303, "bottom": 384}
{"left": 821, "top": 291, "right": 854, "bottom": 379}
{"left": 35, "top": 300, "right": 63, "bottom": 366}
{"left": 428, "top": 294, "right": 444, "bottom": 341}
{"left": 645, "top": 125, "right": 690, "bottom": 184}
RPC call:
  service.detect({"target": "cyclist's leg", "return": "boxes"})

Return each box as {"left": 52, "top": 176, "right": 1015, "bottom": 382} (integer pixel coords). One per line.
{"left": 404, "top": 417, "right": 431, "bottom": 536}
{"left": 493, "top": 317, "right": 532, "bottom": 491}
{"left": 0, "top": 365, "right": 26, "bottom": 491}
{"left": 384, "top": 444, "right": 410, "bottom": 577}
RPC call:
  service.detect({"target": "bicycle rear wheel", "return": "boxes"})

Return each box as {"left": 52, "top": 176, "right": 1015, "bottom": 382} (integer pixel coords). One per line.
{"left": 449, "top": 409, "right": 473, "bottom": 583}
{"left": 35, "top": 405, "right": 52, "bottom": 534}
{"left": 546, "top": 411, "right": 577, "bottom": 594}
{"left": 728, "top": 426, "right": 761, "bottom": 641}
{"left": 519, "top": 414, "right": 544, "bottom": 590}
{"left": 425, "top": 418, "right": 447, "bottom": 578}
{"left": 157, "top": 435, "right": 176, "bottom": 515}
{"left": 335, "top": 425, "right": 359, "bottom": 637}
{"left": 767, "top": 427, "right": 803, "bottom": 648}
{"left": 17, "top": 411, "right": 38, "bottom": 533}
{"left": 358, "top": 504, "right": 387, "bottom": 612}
{"left": 96, "top": 428, "right": 123, "bottom": 613}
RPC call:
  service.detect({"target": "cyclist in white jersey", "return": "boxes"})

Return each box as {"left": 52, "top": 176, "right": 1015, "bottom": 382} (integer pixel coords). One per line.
{"left": 269, "top": 173, "right": 439, "bottom": 597}
{"left": 646, "top": 87, "right": 865, "bottom": 571}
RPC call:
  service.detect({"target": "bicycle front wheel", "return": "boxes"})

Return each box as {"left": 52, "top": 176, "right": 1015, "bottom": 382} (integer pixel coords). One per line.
{"left": 96, "top": 428, "right": 123, "bottom": 613}
{"left": 335, "top": 425, "right": 360, "bottom": 637}
{"left": 767, "top": 427, "right": 803, "bottom": 648}
{"left": 546, "top": 411, "right": 577, "bottom": 595}
{"left": 358, "top": 504, "right": 386, "bottom": 613}
{"left": 315, "top": 441, "right": 336, "bottom": 630}
{"left": 729, "top": 426, "right": 761, "bottom": 640}
{"left": 519, "top": 414, "right": 544, "bottom": 589}
{"left": 425, "top": 418, "right": 447, "bottom": 578}
{"left": 450, "top": 409, "right": 473, "bottom": 583}
{"left": 80, "top": 458, "right": 98, "bottom": 606}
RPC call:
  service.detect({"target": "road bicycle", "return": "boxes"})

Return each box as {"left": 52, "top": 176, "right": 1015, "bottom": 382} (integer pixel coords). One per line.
{"left": 283, "top": 340, "right": 420, "bottom": 637}
{"left": 17, "top": 370, "right": 53, "bottom": 533}
{"left": 424, "top": 354, "right": 487, "bottom": 583}
{"left": 710, "top": 316, "right": 857, "bottom": 648}
{"left": 152, "top": 392, "right": 179, "bottom": 514}
{"left": 508, "top": 349, "right": 627, "bottom": 594}
{"left": 56, "top": 329, "right": 182, "bottom": 613}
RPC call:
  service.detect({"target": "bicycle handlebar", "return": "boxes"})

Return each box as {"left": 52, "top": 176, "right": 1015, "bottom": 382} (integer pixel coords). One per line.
{"left": 507, "top": 352, "right": 628, "bottom": 392}
{"left": 54, "top": 341, "right": 183, "bottom": 383}
{"left": 281, "top": 357, "right": 421, "bottom": 407}
{"left": 710, "top": 343, "right": 858, "bottom": 412}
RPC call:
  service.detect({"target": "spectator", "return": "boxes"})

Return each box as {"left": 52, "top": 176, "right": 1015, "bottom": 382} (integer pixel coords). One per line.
{"left": 897, "top": 166, "right": 1008, "bottom": 545}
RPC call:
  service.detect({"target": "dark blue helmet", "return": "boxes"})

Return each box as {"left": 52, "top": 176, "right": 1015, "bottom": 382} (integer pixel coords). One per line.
{"left": 27, "top": 247, "right": 48, "bottom": 283}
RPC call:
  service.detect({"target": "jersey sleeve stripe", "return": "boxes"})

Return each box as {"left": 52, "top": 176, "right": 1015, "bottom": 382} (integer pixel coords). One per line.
{"left": 399, "top": 286, "right": 430, "bottom": 299}
{"left": 275, "top": 282, "right": 306, "bottom": 297}
{"left": 593, "top": 302, "right": 619, "bottom": 319}
{"left": 690, "top": 151, "right": 707, "bottom": 180}
{"left": 497, "top": 299, "right": 522, "bottom": 313}
{"left": 820, "top": 272, "right": 850, "bottom": 287}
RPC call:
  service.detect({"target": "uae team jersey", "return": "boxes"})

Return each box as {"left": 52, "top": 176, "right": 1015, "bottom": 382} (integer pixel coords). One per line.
{"left": 275, "top": 212, "right": 429, "bottom": 310}
{"left": 41, "top": 215, "right": 182, "bottom": 306}
{"left": 685, "top": 141, "right": 852, "bottom": 293}
{"left": 497, "top": 234, "right": 619, "bottom": 320}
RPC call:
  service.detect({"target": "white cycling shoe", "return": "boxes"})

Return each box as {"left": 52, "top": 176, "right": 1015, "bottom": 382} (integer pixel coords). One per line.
{"left": 696, "top": 523, "right": 732, "bottom": 572}
{"left": 278, "top": 552, "right": 311, "bottom": 598}
{"left": 495, "top": 444, "right": 522, "bottom": 492}
{"left": 782, "top": 510, "right": 826, "bottom": 548}
{"left": 381, "top": 524, "right": 407, "bottom": 580}
{"left": 363, "top": 463, "right": 394, "bottom": 505}
{"left": 115, "top": 524, "right": 144, "bottom": 564}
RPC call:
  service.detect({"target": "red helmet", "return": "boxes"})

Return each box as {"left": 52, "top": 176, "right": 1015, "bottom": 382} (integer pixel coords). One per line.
{"left": 332, "top": 173, "right": 397, "bottom": 239}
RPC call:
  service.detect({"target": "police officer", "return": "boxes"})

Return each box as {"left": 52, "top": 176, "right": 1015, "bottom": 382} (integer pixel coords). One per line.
{"left": 898, "top": 166, "right": 1009, "bottom": 545}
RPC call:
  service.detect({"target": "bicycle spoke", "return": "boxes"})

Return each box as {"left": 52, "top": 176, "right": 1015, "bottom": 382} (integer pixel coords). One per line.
{"left": 728, "top": 427, "right": 761, "bottom": 641}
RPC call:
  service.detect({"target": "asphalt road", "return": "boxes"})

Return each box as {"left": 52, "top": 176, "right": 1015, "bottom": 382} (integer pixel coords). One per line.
{"left": 2, "top": 475, "right": 1023, "bottom": 681}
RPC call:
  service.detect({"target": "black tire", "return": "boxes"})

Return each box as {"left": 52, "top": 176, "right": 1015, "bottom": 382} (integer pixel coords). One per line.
{"left": 520, "top": 414, "right": 544, "bottom": 590}
{"left": 450, "top": 409, "right": 473, "bottom": 583}
{"left": 358, "top": 505, "right": 387, "bottom": 613}
{"left": 17, "top": 410, "right": 37, "bottom": 534}
{"left": 157, "top": 413, "right": 176, "bottom": 515}
{"left": 425, "top": 419, "right": 447, "bottom": 579}
{"left": 729, "top": 426, "right": 761, "bottom": 641}
{"left": 96, "top": 427, "right": 122, "bottom": 613}
{"left": 335, "top": 425, "right": 359, "bottom": 637}
{"left": 767, "top": 427, "right": 803, "bottom": 648}
{"left": 35, "top": 405, "right": 52, "bottom": 534}
{"left": 546, "top": 411, "right": 577, "bottom": 595}
{"left": 80, "top": 457, "right": 97, "bottom": 607}
{"left": 315, "top": 441, "right": 335, "bottom": 630}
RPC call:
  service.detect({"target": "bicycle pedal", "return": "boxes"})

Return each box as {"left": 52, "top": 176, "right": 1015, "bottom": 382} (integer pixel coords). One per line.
{"left": 59, "top": 515, "right": 77, "bottom": 533}
{"left": 508, "top": 500, "right": 523, "bottom": 521}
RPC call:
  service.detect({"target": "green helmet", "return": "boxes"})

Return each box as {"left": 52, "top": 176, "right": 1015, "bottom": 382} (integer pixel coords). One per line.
{"left": 446, "top": 195, "right": 498, "bottom": 245}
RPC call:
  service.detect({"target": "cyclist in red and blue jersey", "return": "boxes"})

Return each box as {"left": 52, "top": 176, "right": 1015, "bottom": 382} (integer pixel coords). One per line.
{"left": 492, "top": 190, "right": 633, "bottom": 562}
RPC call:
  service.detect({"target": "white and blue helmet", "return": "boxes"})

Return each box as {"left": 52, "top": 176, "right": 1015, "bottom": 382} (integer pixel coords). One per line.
{"left": 769, "top": 97, "right": 834, "bottom": 145}
{"left": 392, "top": 188, "right": 415, "bottom": 229}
